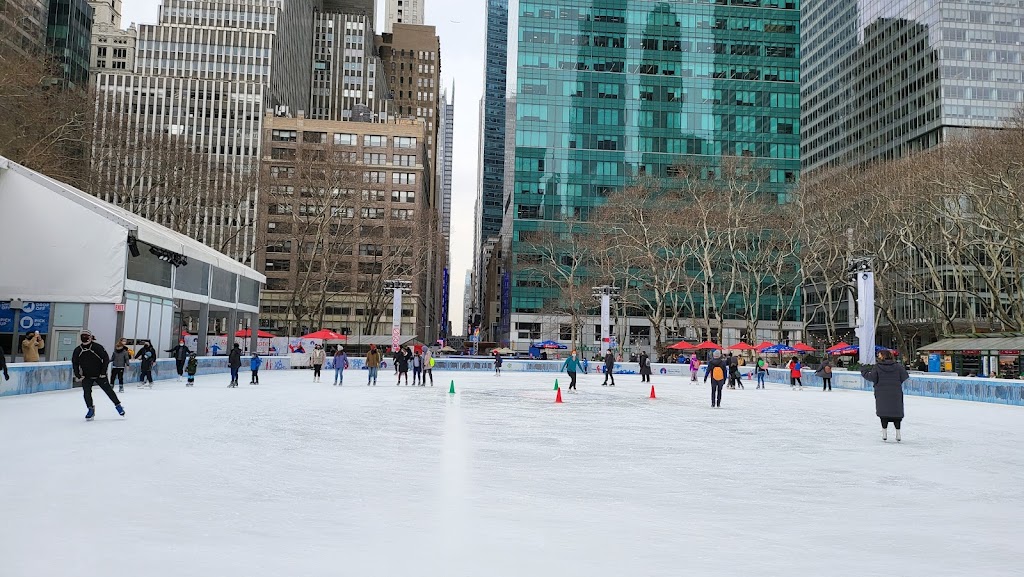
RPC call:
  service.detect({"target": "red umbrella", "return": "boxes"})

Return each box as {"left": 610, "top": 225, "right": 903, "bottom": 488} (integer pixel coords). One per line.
{"left": 754, "top": 341, "right": 776, "bottom": 352}
{"left": 792, "top": 342, "right": 816, "bottom": 352}
{"left": 301, "top": 329, "right": 347, "bottom": 340}
{"left": 727, "top": 342, "right": 756, "bottom": 351}
{"left": 694, "top": 340, "right": 722, "bottom": 350}
{"left": 236, "top": 329, "right": 274, "bottom": 338}
{"left": 826, "top": 341, "right": 851, "bottom": 353}
{"left": 667, "top": 341, "right": 696, "bottom": 350}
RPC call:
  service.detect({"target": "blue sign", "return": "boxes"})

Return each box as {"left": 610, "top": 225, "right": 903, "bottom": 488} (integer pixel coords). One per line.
{"left": 928, "top": 354, "right": 941, "bottom": 373}
{"left": 0, "top": 302, "right": 51, "bottom": 334}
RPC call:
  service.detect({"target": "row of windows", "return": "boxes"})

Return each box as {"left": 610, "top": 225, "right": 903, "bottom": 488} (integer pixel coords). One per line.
{"left": 519, "top": 106, "right": 798, "bottom": 132}
{"left": 522, "top": 32, "right": 797, "bottom": 59}
{"left": 519, "top": 54, "right": 799, "bottom": 81}
{"left": 516, "top": 131, "right": 798, "bottom": 156}
{"left": 520, "top": 1, "right": 799, "bottom": 24}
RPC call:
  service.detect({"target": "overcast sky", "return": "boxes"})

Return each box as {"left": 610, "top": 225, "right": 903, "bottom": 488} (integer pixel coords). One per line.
{"left": 121, "top": 0, "right": 486, "bottom": 335}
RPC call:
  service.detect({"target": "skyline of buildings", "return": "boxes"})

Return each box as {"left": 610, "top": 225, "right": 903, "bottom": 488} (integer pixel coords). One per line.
{"left": 384, "top": 0, "right": 424, "bottom": 32}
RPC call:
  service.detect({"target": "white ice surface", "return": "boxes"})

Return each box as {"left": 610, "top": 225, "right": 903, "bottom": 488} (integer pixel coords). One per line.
{"left": 1, "top": 370, "right": 1022, "bottom": 577}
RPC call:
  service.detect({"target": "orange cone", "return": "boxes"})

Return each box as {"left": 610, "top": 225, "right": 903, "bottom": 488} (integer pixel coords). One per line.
{"left": 649, "top": 385, "right": 657, "bottom": 399}
{"left": 555, "top": 388, "right": 563, "bottom": 403}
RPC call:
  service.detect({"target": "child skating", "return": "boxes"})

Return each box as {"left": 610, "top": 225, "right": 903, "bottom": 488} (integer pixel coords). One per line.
{"left": 185, "top": 353, "right": 198, "bottom": 386}
{"left": 250, "top": 352, "right": 261, "bottom": 384}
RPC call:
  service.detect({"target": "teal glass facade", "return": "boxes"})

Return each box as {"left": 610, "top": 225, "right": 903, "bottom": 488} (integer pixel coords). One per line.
{"left": 507, "top": 0, "right": 801, "bottom": 322}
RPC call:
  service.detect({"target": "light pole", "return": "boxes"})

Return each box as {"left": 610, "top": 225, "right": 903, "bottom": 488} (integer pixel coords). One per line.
{"left": 849, "top": 258, "right": 875, "bottom": 366}
{"left": 383, "top": 280, "right": 411, "bottom": 353}
{"left": 592, "top": 285, "right": 621, "bottom": 358}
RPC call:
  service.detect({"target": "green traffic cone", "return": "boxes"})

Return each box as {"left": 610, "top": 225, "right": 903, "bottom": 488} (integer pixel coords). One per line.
{"left": 554, "top": 378, "right": 559, "bottom": 391}
{"left": 449, "top": 380, "right": 455, "bottom": 394}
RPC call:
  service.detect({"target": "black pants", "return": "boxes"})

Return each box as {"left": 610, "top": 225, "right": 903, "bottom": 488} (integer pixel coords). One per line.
{"left": 567, "top": 371, "right": 577, "bottom": 390}
{"left": 141, "top": 369, "right": 153, "bottom": 383}
{"left": 710, "top": 381, "right": 724, "bottom": 406}
{"left": 251, "top": 370, "right": 259, "bottom": 383}
{"left": 175, "top": 359, "right": 186, "bottom": 376}
{"left": 313, "top": 364, "right": 322, "bottom": 378}
{"left": 423, "top": 368, "right": 433, "bottom": 384}
{"left": 82, "top": 376, "right": 120, "bottom": 409}
{"left": 110, "top": 368, "right": 124, "bottom": 386}
{"left": 641, "top": 372, "right": 650, "bottom": 382}
{"left": 880, "top": 417, "right": 902, "bottom": 429}
{"left": 603, "top": 369, "right": 615, "bottom": 385}
{"left": 730, "top": 374, "right": 743, "bottom": 388}
{"left": 822, "top": 377, "right": 832, "bottom": 391}
{"left": 790, "top": 376, "right": 802, "bottom": 387}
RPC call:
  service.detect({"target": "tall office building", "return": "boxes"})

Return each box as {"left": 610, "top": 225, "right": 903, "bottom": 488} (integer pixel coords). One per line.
{"left": 437, "top": 85, "right": 454, "bottom": 239}
{"left": 88, "top": 0, "right": 136, "bottom": 74}
{"left": 309, "top": 7, "right": 389, "bottom": 122}
{"left": 1, "top": 0, "right": 48, "bottom": 56}
{"left": 802, "top": 0, "right": 1024, "bottom": 172}
{"left": 45, "top": 0, "right": 94, "bottom": 88}
{"left": 91, "top": 0, "right": 318, "bottom": 262}
{"left": 376, "top": 23, "right": 441, "bottom": 162}
{"left": 384, "top": 0, "right": 424, "bottom": 33}
{"left": 472, "top": 0, "right": 508, "bottom": 321}
{"left": 503, "top": 0, "right": 801, "bottom": 349}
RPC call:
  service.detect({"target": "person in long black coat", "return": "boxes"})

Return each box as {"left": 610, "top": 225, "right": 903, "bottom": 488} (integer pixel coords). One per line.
{"left": 639, "top": 351, "right": 652, "bottom": 383}
{"left": 861, "top": 349, "right": 910, "bottom": 442}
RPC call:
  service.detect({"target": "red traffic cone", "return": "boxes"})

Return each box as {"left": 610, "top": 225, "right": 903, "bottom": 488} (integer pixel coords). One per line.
{"left": 649, "top": 385, "right": 657, "bottom": 399}
{"left": 555, "top": 388, "right": 563, "bottom": 403}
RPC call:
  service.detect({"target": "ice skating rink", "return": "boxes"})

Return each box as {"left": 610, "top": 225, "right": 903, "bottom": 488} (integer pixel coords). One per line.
{"left": 1, "top": 370, "right": 1022, "bottom": 577}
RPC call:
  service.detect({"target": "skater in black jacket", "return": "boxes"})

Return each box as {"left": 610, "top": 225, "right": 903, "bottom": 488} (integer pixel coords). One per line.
{"left": 135, "top": 341, "right": 156, "bottom": 387}
{"left": 861, "top": 349, "right": 910, "bottom": 442}
{"left": 395, "top": 347, "right": 410, "bottom": 385}
{"left": 639, "top": 351, "right": 652, "bottom": 383}
{"left": 165, "top": 340, "right": 191, "bottom": 381}
{"left": 110, "top": 339, "right": 130, "bottom": 393}
{"left": 704, "top": 350, "right": 729, "bottom": 408}
{"left": 228, "top": 343, "right": 242, "bottom": 387}
{"left": 602, "top": 351, "right": 616, "bottom": 386}
{"left": 72, "top": 330, "right": 124, "bottom": 420}
{"left": 0, "top": 345, "right": 9, "bottom": 381}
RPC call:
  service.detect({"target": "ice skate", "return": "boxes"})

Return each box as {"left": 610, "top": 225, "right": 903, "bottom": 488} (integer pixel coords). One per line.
{"left": 85, "top": 407, "right": 95, "bottom": 421}
{"left": 882, "top": 427, "right": 888, "bottom": 441}
{"left": 118, "top": 386, "right": 124, "bottom": 393}
{"left": 116, "top": 405, "right": 125, "bottom": 417}
{"left": 896, "top": 430, "right": 901, "bottom": 443}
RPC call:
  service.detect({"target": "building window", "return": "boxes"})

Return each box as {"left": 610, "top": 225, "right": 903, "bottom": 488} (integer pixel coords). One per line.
{"left": 334, "top": 133, "right": 356, "bottom": 145}
{"left": 392, "top": 172, "right": 416, "bottom": 185}
{"left": 363, "top": 171, "right": 387, "bottom": 183}
{"left": 391, "top": 208, "right": 414, "bottom": 220}
{"left": 364, "top": 135, "right": 387, "bottom": 147}
{"left": 271, "top": 130, "right": 297, "bottom": 142}
{"left": 393, "top": 154, "right": 416, "bottom": 166}
{"left": 363, "top": 153, "right": 387, "bottom": 165}
{"left": 394, "top": 136, "right": 417, "bottom": 149}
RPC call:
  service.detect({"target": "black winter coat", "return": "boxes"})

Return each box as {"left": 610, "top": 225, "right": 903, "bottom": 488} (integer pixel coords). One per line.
{"left": 228, "top": 348, "right": 243, "bottom": 369}
{"left": 861, "top": 360, "right": 909, "bottom": 418}
{"left": 639, "top": 353, "right": 651, "bottom": 376}
{"left": 135, "top": 346, "right": 156, "bottom": 371}
{"left": 395, "top": 352, "right": 410, "bottom": 372}
{"left": 604, "top": 353, "right": 616, "bottom": 369}
{"left": 166, "top": 344, "right": 191, "bottom": 361}
{"left": 73, "top": 342, "right": 110, "bottom": 378}
{"left": 704, "top": 358, "right": 730, "bottom": 385}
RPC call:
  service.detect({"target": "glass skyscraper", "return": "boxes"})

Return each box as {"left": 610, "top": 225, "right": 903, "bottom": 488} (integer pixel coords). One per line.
{"left": 802, "top": 0, "right": 1024, "bottom": 172}
{"left": 504, "top": 0, "right": 801, "bottom": 346}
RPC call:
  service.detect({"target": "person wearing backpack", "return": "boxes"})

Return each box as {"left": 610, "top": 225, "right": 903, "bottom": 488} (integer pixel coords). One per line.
{"left": 639, "top": 351, "right": 652, "bottom": 383}
{"left": 816, "top": 359, "right": 833, "bottom": 391}
{"left": 788, "top": 356, "right": 804, "bottom": 390}
{"left": 755, "top": 356, "right": 768, "bottom": 389}
{"left": 704, "top": 349, "right": 729, "bottom": 408}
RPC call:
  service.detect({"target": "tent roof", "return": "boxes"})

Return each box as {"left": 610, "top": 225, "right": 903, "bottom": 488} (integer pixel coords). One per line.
{"left": 2, "top": 156, "right": 264, "bottom": 284}
{"left": 919, "top": 336, "right": 1024, "bottom": 352}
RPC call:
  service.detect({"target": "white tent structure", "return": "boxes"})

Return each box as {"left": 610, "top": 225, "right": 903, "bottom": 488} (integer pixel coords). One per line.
{"left": 0, "top": 156, "right": 265, "bottom": 361}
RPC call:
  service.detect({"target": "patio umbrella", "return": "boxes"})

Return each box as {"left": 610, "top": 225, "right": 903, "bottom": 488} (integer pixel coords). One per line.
{"left": 235, "top": 329, "right": 274, "bottom": 338}
{"left": 760, "top": 343, "right": 797, "bottom": 354}
{"left": 694, "top": 340, "right": 722, "bottom": 350}
{"left": 727, "top": 342, "right": 756, "bottom": 351}
{"left": 667, "top": 341, "right": 696, "bottom": 350}
{"left": 438, "top": 346, "right": 456, "bottom": 353}
{"left": 826, "top": 342, "right": 852, "bottom": 353}
{"left": 534, "top": 340, "right": 567, "bottom": 349}
{"left": 493, "top": 347, "right": 514, "bottom": 355}
{"left": 792, "top": 342, "right": 816, "bottom": 353}
{"left": 754, "top": 341, "right": 777, "bottom": 352}
{"left": 830, "top": 345, "right": 894, "bottom": 356}
{"left": 301, "top": 329, "right": 347, "bottom": 341}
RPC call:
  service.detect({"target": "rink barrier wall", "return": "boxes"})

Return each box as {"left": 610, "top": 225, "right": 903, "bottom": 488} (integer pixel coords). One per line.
{"left": 0, "top": 356, "right": 291, "bottom": 398}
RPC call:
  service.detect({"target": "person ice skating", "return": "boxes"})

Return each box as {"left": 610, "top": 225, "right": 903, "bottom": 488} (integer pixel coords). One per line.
{"left": 165, "top": 340, "right": 191, "bottom": 382}
{"left": 0, "top": 345, "right": 9, "bottom": 381}
{"left": 602, "top": 350, "right": 615, "bottom": 386}
{"left": 365, "top": 344, "right": 381, "bottom": 386}
{"left": 395, "top": 347, "right": 410, "bottom": 385}
{"left": 72, "top": 330, "right": 124, "bottom": 420}
{"left": 689, "top": 353, "right": 700, "bottom": 383}
{"left": 560, "top": 349, "right": 583, "bottom": 392}
{"left": 135, "top": 341, "right": 156, "bottom": 387}
{"left": 332, "top": 346, "right": 348, "bottom": 386}
{"left": 704, "top": 349, "right": 729, "bottom": 408}
{"left": 411, "top": 349, "right": 423, "bottom": 385}
{"left": 422, "top": 346, "right": 434, "bottom": 386}
{"left": 228, "top": 343, "right": 242, "bottom": 387}
{"left": 310, "top": 344, "right": 326, "bottom": 382}
{"left": 250, "top": 352, "right": 261, "bottom": 384}
{"left": 728, "top": 355, "right": 744, "bottom": 390}
{"left": 111, "top": 339, "right": 130, "bottom": 393}
{"left": 639, "top": 351, "right": 652, "bottom": 383}
{"left": 185, "top": 353, "right": 198, "bottom": 387}
{"left": 21, "top": 331, "right": 45, "bottom": 362}
{"left": 861, "top": 349, "right": 910, "bottom": 442}
{"left": 816, "top": 359, "right": 833, "bottom": 391}
{"left": 788, "top": 356, "right": 803, "bottom": 389}
{"left": 493, "top": 350, "right": 503, "bottom": 376}
{"left": 755, "top": 356, "right": 767, "bottom": 389}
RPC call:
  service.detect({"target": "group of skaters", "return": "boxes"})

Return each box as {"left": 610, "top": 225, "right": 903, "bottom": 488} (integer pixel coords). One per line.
{"left": 308, "top": 343, "right": 435, "bottom": 387}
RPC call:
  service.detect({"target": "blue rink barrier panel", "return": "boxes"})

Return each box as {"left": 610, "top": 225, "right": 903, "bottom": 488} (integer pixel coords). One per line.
{"left": 0, "top": 356, "right": 291, "bottom": 398}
